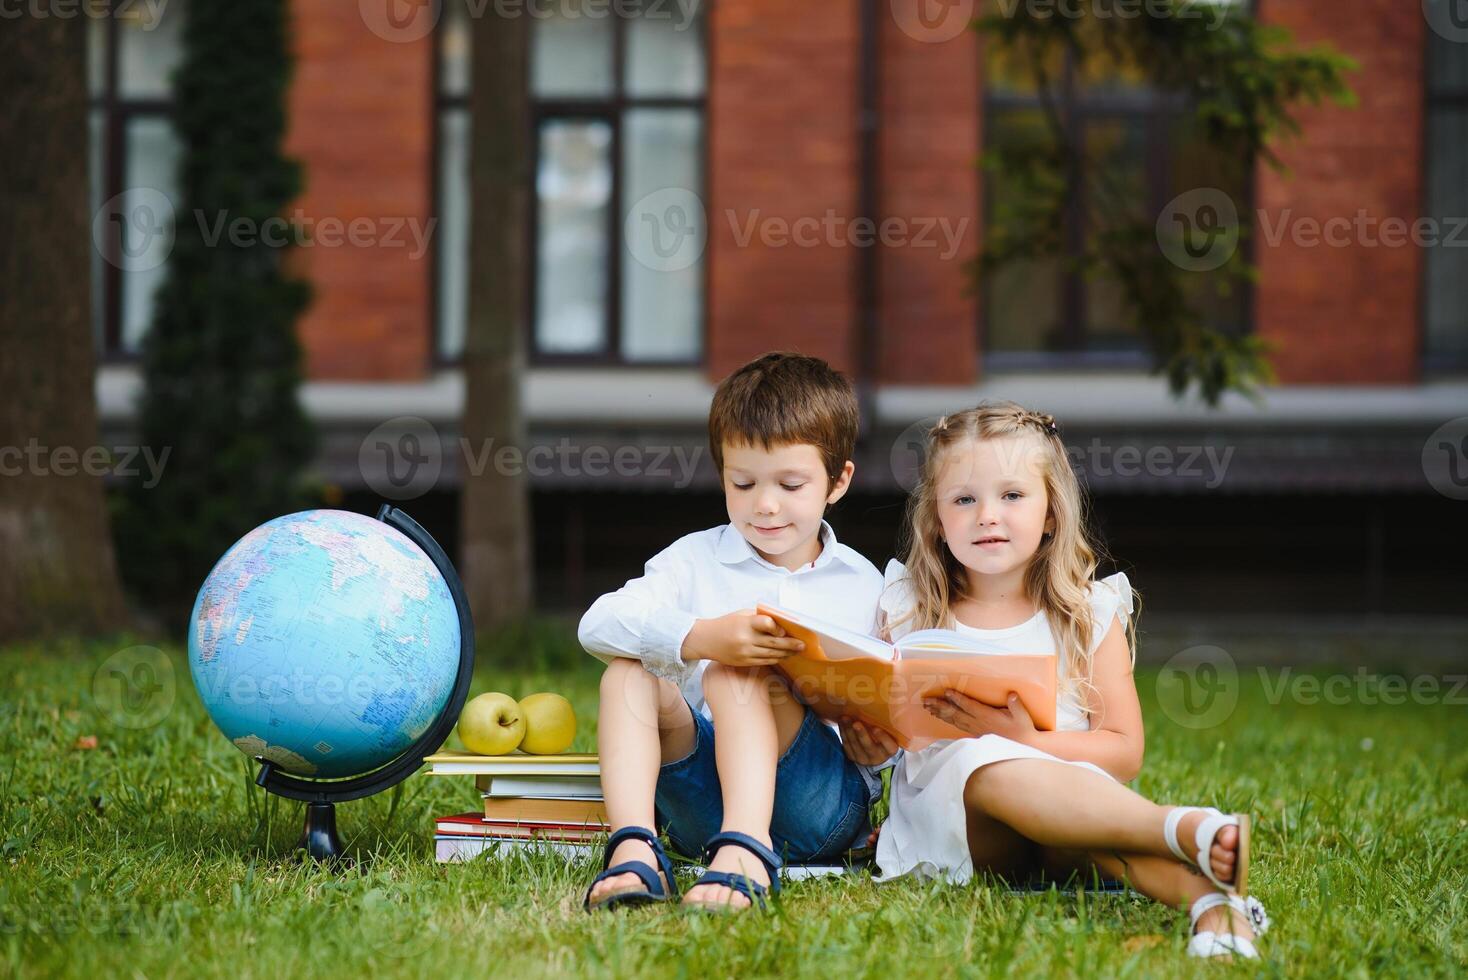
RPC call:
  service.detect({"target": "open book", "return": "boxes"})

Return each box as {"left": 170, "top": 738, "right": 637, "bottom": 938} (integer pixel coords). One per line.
{"left": 759, "top": 604, "right": 1057, "bottom": 750}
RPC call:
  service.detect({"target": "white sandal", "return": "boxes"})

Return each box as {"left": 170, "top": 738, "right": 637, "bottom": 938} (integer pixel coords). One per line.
{"left": 1187, "top": 892, "right": 1271, "bottom": 959}
{"left": 1164, "top": 805, "right": 1252, "bottom": 896}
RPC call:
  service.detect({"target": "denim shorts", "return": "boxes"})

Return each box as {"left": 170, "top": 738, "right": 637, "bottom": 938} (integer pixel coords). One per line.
{"left": 654, "top": 702, "right": 872, "bottom": 863}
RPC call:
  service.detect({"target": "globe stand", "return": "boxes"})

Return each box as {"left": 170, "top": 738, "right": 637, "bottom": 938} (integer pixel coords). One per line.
{"left": 249, "top": 505, "right": 476, "bottom": 866}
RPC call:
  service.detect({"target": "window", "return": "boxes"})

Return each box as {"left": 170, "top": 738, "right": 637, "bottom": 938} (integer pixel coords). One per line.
{"left": 89, "top": 1, "right": 187, "bottom": 357}
{"left": 982, "top": 6, "right": 1250, "bottom": 365}
{"left": 1425, "top": 18, "right": 1468, "bottom": 368}
{"left": 435, "top": 0, "right": 707, "bottom": 363}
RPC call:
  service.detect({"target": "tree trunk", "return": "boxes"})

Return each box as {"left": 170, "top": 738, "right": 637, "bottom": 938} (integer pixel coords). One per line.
{"left": 0, "top": 15, "right": 130, "bottom": 641}
{"left": 459, "top": 8, "right": 533, "bottom": 629}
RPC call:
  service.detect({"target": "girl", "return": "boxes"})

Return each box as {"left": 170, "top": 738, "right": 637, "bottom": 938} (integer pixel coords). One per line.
{"left": 840, "top": 403, "right": 1270, "bottom": 959}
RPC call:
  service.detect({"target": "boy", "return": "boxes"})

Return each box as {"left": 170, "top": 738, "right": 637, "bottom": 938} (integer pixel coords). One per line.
{"left": 579, "top": 352, "right": 890, "bottom": 911}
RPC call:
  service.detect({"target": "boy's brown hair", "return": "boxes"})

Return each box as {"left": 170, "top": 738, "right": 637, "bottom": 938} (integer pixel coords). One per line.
{"left": 708, "top": 352, "right": 859, "bottom": 485}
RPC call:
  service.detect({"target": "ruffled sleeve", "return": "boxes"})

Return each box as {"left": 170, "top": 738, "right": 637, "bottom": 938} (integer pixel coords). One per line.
{"left": 1087, "top": 572, "right": 1134, "bottom": 654}
{"left": 878, "top": 559, "right": 917, "bottom": 642}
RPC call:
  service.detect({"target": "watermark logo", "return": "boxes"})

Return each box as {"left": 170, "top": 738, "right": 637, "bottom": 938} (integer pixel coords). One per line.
{"left": 360, "top": 416, "right": 444, "bottom": 501}
{"left": 1423, "top": 416, "right": 1468, "bottom": 500}
{"left": 624, "top": 187, "right": 707, "bottom": 273}
{"left": 359, "top": 416, "right": 706, "bottom": 499}
{"left": 890, "top": 416, "right": 940, "bottom": 492}
{"left": 890, "top": 0, "right": 975, "bottom": 43}
{"left": 91, "top": 645, "right": 176, "bottom": 730}
{"left": 1156, "top": 188, "right": 1240, "bottom": 272}
{"left": 93, "top": 187, "right": 175, "bottom": 273}
{"left": 1154, "top": 645, "right": 1239, "bottom": 730}
{"left": 359, "top": 0, "right": 442, "bottom": 42}
{"left": 1424, "top": 0, "right": 1468, "bottom": 43}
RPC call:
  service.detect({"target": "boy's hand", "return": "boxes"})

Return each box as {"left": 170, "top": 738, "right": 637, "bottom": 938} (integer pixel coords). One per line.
{"left": 681, "top": 609, "right": 805, "bottom": 667}
{"left": 837, "top": 717, "right": 900, "bottom": 766}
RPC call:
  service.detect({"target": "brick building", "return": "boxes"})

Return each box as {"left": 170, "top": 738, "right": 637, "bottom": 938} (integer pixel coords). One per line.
{"left": 94, "top": 1, "right": 1468, "bottom": 618}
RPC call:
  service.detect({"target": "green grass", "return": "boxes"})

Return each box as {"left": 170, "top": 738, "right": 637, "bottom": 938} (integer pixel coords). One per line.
{"left": 2, "top": 628, "right": 1465, "bottom": 978}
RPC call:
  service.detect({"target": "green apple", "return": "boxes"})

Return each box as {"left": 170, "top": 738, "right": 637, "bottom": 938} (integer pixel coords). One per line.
{"left": 458, "top": 692, "right": 525, "bottom": 755}
{"left": 517, "top": 692, "right": 576, "bottom": 755}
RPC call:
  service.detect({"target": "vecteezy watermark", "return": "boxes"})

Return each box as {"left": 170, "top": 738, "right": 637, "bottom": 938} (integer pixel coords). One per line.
{"left": 893, "top": 0, "right": 1236, "bottom": 43}
{"left": 1424, "top": 0, "right": 1468, "bottom": 44}
{"left": 93, "top": 188, "right": 176, "bottom": 273}
{"left": 93, "top": 188, "right": 437, "bottom": 272}
{"left": 624, "top": 189, "right": 971, "bottom": 273}
{"left": 889, "top": 0, "right": 976, "bottom": 43}
{"left": 0, "top": 440, "right": 170, "bottom": 488}
{"left": 361, "top": 416, "right": 444, "bottom": 501}
{"left": 1156, "top": 188, "right": 1241, "bottom": 273}
{"left": 624, "top": 187, "right": 708, "bottom": 273}
{"left": 358, "top": 0, "right": 702, "bottom": 44}
{"left": 887, "top": 416, "right": 1234, "bottom": 492}
{"left": 1258, "top": 210, "right": 1468, "bottom": 251}
{"left": 1158, "top": 187, "right": 1468, "bottom": 272}
{"left": 91, "top": 646, "right": 176, "bottom": 730}
{"left": 1423, "top": 416, "right": 1468, "bottom": 500}
{"left": 1156, "top": 647, "right": 1468, "bottom": 730}
{"left": 0, "top": 0, "right": 170, "bottom": 28}
{"left": 359, "top": 416, "right": 705, "bottom": 500}
{"left": 726, "top": 209, "right": 971, "bottom": 261}
{"left": 1155, "top": 645, "right": 1241, "bottom": 730}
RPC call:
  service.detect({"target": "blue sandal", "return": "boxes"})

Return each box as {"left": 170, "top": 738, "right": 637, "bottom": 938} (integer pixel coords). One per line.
{"left": 686, "top": 831, "right": 783, "bottom": 911}
{"left": 584, "top": 826, "right": 680, "bottom": 911}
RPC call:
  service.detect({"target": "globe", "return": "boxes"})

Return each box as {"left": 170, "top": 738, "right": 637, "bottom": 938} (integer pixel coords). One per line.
{"left": 188, "top": 509, "right": 463, "bottom": 780}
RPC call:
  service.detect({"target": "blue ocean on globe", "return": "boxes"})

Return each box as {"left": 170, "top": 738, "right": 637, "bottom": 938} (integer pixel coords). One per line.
{"left": 188, "top": 509, "right": 461, "bottom": 779}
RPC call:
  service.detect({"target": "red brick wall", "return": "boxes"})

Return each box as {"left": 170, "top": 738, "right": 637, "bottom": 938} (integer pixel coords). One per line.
{"left": 877, "top": 18, "right": 981, "bottom": 385}
{"left": 284, "top": 1, "right": 434, "bottom": 381}
{"left": 1254, "top": 0, "right": 1424, "bottom": 384}
{"left": 706, "top": 1, "right": 861, "bottom": 379}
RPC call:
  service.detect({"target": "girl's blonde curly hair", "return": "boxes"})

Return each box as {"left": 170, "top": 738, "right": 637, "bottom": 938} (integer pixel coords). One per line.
{"left": 889, "top": 401, "right": 1136, "bottom": 701}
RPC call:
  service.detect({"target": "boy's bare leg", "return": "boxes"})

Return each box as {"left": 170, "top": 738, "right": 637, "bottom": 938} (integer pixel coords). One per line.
{"left": 588, "top": 658, "right": 697, "bottom": 904}
{"left": 683, "top": 665, "right": 806, "bottom": 908}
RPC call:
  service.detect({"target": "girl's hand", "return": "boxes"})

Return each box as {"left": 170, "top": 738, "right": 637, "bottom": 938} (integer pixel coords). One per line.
{"left": 837, "top": 717, "right": 900, "bottom": 766}
{"left": 923, "top": 690, "right": 1038, "bottom": 743}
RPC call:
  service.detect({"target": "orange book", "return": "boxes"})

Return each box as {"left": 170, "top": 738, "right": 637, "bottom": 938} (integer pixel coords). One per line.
{"left": 481, "top": 796, "right": 608, "bottom": 826}
{"left": 760, "top": 603, "right": 1058, "bottom": 751}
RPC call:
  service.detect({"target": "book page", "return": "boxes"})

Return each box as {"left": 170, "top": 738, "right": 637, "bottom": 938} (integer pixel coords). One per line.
{"left": 757, "top": 605, "right": 893, "bottom": 662}
{"left": 898, "top": 628, "right": 1018, "bottom": 657}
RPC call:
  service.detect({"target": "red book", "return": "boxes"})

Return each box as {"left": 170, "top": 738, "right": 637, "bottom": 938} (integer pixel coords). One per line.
{"left": 435, "top": 813, "right": 607, "bottom": 841}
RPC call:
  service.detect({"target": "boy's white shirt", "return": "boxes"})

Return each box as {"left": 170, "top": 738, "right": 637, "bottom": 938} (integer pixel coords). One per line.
{"left": 578, "top": 520, "right": 884, "bottom": 718}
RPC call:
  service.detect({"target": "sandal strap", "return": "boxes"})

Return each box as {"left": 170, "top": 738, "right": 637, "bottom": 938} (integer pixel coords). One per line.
{"left": 1191, "top": 811, "right": 1239, "bottom": 892}
{"left": 1189, "top": 891, "right": 1231, "bottom": 928}
{"left": 702, "top": 832, "right": 783, "bottom": 877}
{"left": 597, "top": 825, "right": 679, "bottom": 899}
{"left": 1190, "top": 892, "right": 1272, "bottom": 940}
{"left": 1187, "top": 931, "right": 1260, "bottom": 960}
{"left": 1163, "top": 806, "right": 1215, "bottom": 864}
{"left": 597, "top": 861, "right": 664, "bottom": 896}
{"left": 690, "top": 870, "right": 771, "bottom": 909}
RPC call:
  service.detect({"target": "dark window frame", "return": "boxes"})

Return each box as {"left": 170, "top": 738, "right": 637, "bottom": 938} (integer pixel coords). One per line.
{"left": 91, "top": 5, "right": 176, "bottom": 362}
{"left": 980, "top": 27, "right": 1255, "bottom": 371}
{"left": 432, "top": 7, "right": 710, "bottom": 368}
{"left": 1422, "top": 22, "right": 1468, "bottom": 374}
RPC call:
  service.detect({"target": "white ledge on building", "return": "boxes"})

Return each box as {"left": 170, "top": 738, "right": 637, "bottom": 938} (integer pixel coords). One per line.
{"left": 96, "top": 365, "right": 1468, "bottom": 429}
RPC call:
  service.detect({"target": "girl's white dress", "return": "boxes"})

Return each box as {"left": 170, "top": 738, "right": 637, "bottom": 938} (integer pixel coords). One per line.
{"left": 874, "top": 559, "right": 1134, "bottom": 883}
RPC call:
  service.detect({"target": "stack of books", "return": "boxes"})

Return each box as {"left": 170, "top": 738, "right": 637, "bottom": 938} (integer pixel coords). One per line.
{"left": 426, "top": 751, "right": 606, "bottom": 863}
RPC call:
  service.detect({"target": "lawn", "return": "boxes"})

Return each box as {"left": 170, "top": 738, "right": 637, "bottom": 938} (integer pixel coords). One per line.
{"left": 2, "top": 626, "right": 1464, "bottom": 978}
